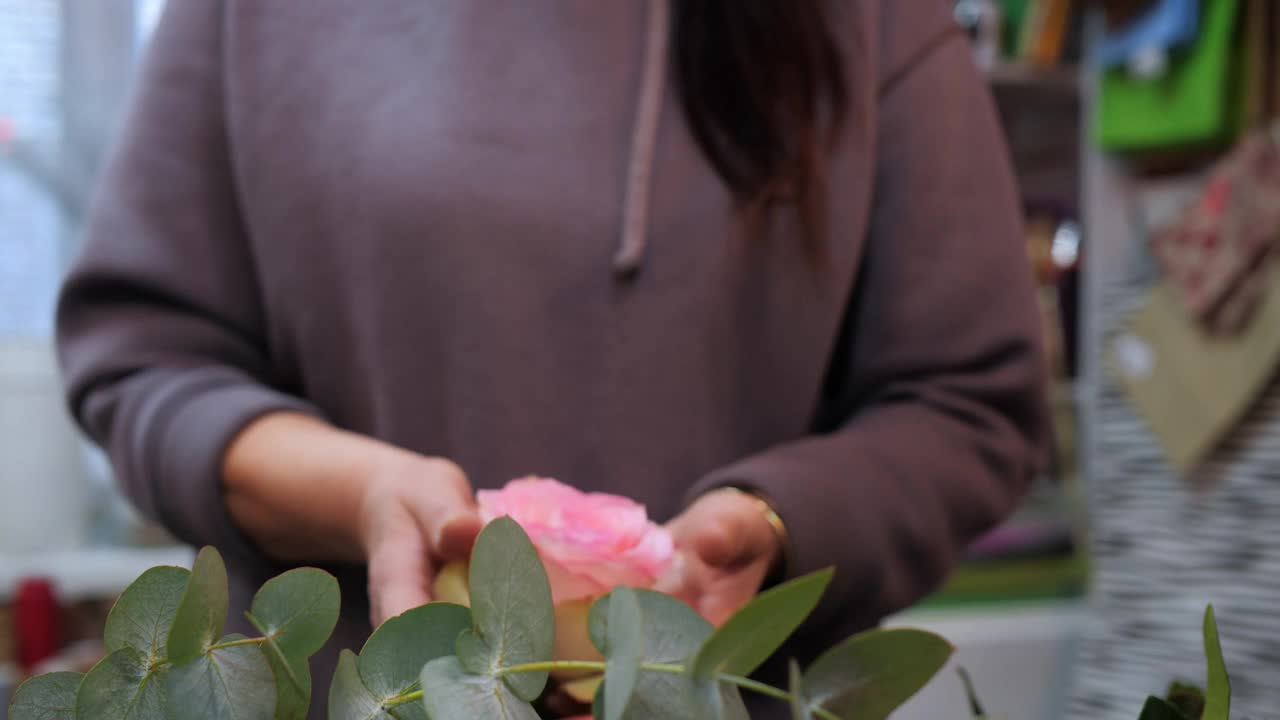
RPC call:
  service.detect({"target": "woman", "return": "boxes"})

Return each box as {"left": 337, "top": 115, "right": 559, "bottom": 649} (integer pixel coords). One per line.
{"left": 57, "top": 1, "right": 1048, "bottom": 717}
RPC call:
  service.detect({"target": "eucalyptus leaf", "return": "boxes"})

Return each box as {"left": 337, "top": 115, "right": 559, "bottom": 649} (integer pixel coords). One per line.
{"left": 163, "top": 634, "right": 276, "bottom": 720}
{"left": 802, "top": 628, "right": 952, "bottom": 720}
{"left": 167, "top": 547, "right": 229, "bottom": 662}
{"left": 329, "top": 650, "right": 388, "bottom": 720}
{"left": 359, "top": 603, "right": 471, "bottom": 718}
{"left": 602, "top": 587, "right": 644, "bottom": 720}
{"left": 1202, "top": 605, "right": 1230, "bottom": 720}
{"left": 264, "top": 647, "right": 311, "bottom": 720}
{"left": 75, "top": 647, "right": 167, "bottom": 720}
{"left": 454, "top": 629, "right": 493, "bottom": 677}
{"left": 589, "top": 590, "right": 748, "bottom": 720}
{"left": 685, "top": 677, "right": 726, "bottom": 720}
{"left": 8, "top": 671, "right": 82, "bottom": 720}
{"left": 692, "top": 568, "right": 833, "bottom": 681}
{"left": 464, "top": 517, "right": 554, "bottom": 701}
{"left": 247, "top": 567, "right": 340, "bottom": 719}
{"left": 419, "top": 656, "right": 540, "bottom": 720}
{"left": 249, "top": 567, "right": 341, "bottom": 659}
{"left": 789, "top": 660, "right": 807, "bottom": 720}
{"left": 1138, "top": 696, "right": 1193, "bottom": 720}
{"left": 105, "top": 566, "right": 190, "bottom": 661}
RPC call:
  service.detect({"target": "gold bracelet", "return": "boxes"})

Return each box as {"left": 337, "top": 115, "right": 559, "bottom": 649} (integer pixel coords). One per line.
{"left": 714, "top": 486, "right": 793, "bottom": 586}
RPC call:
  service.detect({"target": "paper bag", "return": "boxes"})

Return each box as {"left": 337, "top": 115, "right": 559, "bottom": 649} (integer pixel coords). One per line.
{"left": 1108, "top": 263, "right": 1280, "bottom": 474}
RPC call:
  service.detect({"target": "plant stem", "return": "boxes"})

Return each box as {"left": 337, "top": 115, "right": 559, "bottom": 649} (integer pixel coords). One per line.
{"left": 712, "top": 674, "right": 841, "bottom": 720}
{"left": 208, "top": 636, "right": 266, "bottom": 650}
{"left": 150, "top": 636, "right": 267, "bottom": 671}
{"left": 499, "top": 660, "right": 607, "bottom": 675}
{"left": 493, "top": 660, "right": 840, "bottom": 720}
{"left": 384, "top": 690, "right": 423, "bottom": 708}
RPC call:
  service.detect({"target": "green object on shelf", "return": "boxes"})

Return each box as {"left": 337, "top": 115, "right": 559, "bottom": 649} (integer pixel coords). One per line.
{"left": 1001, "top": 0, "right": 1034, "bottom": 58}
{"left": 917, "top": 553, "right": 1089, "bottom": 609}
{"left": 1095, "top": 0, "right": 1245, "bottom": 153}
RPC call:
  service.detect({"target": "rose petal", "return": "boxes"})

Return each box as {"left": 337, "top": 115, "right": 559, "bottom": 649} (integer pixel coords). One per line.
{"left": 431, "top": 560, "right": 471, "bottom": 606}
{"left": 553, "top": 598, "right": 603, "bottom": 679}
{"left": 478, "top": 477, "right": 675, "bottom": 602}
{"left": 561, "top": 676, "right": 603, "bottom": 704}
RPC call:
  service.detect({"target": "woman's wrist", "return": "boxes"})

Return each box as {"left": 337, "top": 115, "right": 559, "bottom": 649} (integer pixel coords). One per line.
{"left": 223, "top": 411, "right": 415, "bottom": 564}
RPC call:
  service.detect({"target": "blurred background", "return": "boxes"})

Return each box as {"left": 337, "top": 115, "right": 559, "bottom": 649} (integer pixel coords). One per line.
{"left": 1, "top": 0, "right": 1277, "bottom": 717}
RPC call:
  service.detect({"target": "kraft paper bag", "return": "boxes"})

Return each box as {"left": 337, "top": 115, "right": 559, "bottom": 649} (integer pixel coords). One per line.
{"left": 1108, "top": 263, "right": 1280, "bottom": 474}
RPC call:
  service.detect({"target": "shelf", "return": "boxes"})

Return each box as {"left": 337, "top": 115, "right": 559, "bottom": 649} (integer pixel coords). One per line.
{"left": 986, "top": 62, "right": 1082, "bottom": 94}
{"left": 885, "top": 601, "right": 1087, "bottom": 720}
{"left": 0, "top": 545, "right": 195, "bottom": 602}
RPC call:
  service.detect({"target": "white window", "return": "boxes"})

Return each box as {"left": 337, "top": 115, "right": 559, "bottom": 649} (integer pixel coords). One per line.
{"left": 0, "top": 0, "right": 62, "bottom": 338}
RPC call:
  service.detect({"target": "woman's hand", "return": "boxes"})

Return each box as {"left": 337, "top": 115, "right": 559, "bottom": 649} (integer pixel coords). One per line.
{"left": 358, "top": 457, "right": 483, "bottom": 626}
{"left": 656, "top": 489, "right": 783, "bottom": 626}
{"left": 224, "top": 412, "right": 482, "bottom": 628}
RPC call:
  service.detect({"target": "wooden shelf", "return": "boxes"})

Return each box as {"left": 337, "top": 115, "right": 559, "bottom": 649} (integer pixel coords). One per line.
{"left": 986, "top": 63, "right": 1082, "bottom": 95}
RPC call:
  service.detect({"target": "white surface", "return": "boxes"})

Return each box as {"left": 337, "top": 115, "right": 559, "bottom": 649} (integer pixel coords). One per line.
{"left": 0, "top": 339, "right": 92, "bottom": 552}
{"left": 885, "top": 603, "right": 1086, "bottom": 720}
{"left": 0, "top": 545, "right": 194, "bottom": 601}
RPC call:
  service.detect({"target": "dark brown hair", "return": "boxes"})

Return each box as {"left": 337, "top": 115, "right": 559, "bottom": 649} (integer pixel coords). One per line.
{"left": 673, "top": 0, "right": 849, "bottom": 254}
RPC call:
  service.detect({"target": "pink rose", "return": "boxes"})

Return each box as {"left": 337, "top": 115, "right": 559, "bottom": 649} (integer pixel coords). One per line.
{"left": 477, "top": 476, "right": 674, "bottom": 603}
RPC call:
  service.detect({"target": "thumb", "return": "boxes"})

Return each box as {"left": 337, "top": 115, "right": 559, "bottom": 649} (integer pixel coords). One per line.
{"left": 401, "top": 461, "right": 483, "bottom": 560}
{"left": 434, "top": 509, "right": 484, "bottom": 561}
{"left": 670, "top": 491, "right": 775, "bottom": 570}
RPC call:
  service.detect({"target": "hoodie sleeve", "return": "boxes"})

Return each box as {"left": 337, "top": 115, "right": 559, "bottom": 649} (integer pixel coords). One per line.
{"left": 56, "top": 0, "right": 321, "bottom": 560}
{"left": 692, "top": 27, "right": 1050, "bottom": 633}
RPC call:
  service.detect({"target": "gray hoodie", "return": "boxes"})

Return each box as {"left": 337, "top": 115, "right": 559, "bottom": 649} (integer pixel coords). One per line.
{"left": 57, "top": 1, "right": 1048, "bottom": 717}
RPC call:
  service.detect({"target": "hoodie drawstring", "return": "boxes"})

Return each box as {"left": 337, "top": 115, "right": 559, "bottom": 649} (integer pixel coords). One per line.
{"left": 613, "top": 0, "right": 670, "bottom": 277}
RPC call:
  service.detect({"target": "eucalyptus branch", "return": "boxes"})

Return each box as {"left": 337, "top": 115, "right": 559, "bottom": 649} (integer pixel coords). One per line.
{"left": 209, "top": 637, "right": 267, "bottom": 651}
{"left": 7, "top": 525, "right": 963, "bottom": 720}
{"left": 493, "top": 659, "right": 842, "bottom": 720}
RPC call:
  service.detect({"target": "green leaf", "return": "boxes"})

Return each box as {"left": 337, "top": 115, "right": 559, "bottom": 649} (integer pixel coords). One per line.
{"left": 419, "top": 656, "right": 540, "bottom": 720}
{"left": 685, "top": 677, "right": 726, "bottom": 720}
{"left": 602, "top": 587, "right": 644, "bottom": 720}
{"left": 1164, "top": 681, "right": 1205, "bottom": 720}
{"left": 264, "top": 648, "right": 312, "bottom": 720}
{"left": 249, "top": 567, "right": 341, "bottom": 659}
{"left": 454, "top": 629, "right": 493, "bottom": 677}
{"left": 803, "top": 628, "right": 953, "bottom": 720}
{"left": 1202, "top": 605, "right": 1230, "bottom": 720}
{"left": 163, "top": 634, "right": 277, "bottom": 720}
{"left": 247, "top": 567, "right": 339, "bottom": 720}
{"left": 589, "top": 590, "right": 748, "bottom": 720}
{"left": 8, "top": 672, "right": 82, "bottom": 720}
{"left": 463, "top": 517, "right": 554, "bottom": 701}
{"left": 1138, "top": 696, "right": 1194, "bottom": 720}
{"left": 359, "top": 603, "right": 471, "bottom": 719}
{"left": 105, "top": 566, "right": 190, "bottom": 662}
{"left": 691, "top": 568, "right": 833, "bottom": 681}
{"left": 75, "top": 648, "right": 168, "bottom": 720}
{"left": 167, "top": 547, "right": 229, "bottom": 662}
{"left": 329, "top": 650, "right": 388, "bottom": 720}
{"left": 789, "top": 660, "right": 808, "bottom": 720}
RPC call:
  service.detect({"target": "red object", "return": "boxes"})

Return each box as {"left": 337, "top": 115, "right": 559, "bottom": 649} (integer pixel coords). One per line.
{"left": 14, "top": 578, "right": 60, "bottom": 672}
{"left": 1150, "top": 129, "right": 1280, "bottom": 334}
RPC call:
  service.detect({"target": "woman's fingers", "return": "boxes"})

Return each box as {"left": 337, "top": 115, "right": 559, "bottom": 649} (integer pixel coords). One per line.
{"left": 661, "top": 490, "right": 783, "bottom": 626}
{"left": 362, "top": 456, "right": 480, "bottom": 628}
{"left": 434, "top": 511, "right": 484, "bottom": 561}
{"left": 669, "top": 490, "right": 777, "bottom": 569}
{"left": 366, "top": 507, "right": 433, "bottom": 627}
